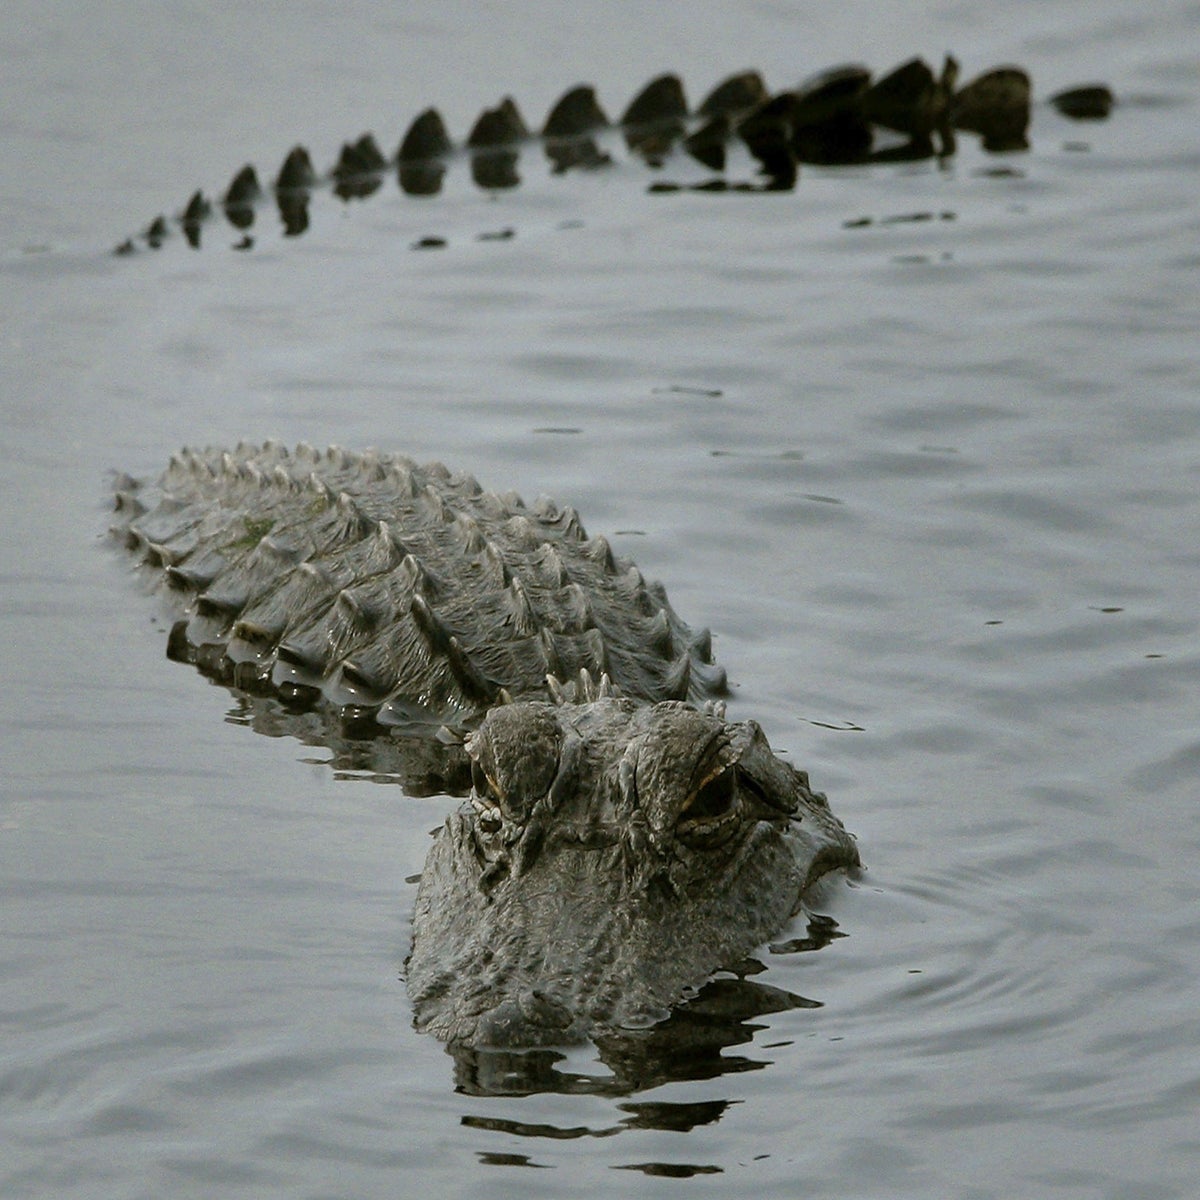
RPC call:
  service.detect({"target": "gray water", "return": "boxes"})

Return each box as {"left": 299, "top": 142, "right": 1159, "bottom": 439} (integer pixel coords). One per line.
{"left": 2, "top": 2, "right": 1199, "bottom": 1196}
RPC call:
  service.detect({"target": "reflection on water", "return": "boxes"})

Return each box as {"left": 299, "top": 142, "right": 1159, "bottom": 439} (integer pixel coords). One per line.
{"left": 224, "top": 691, "right": 473, "bottom": 796}
{"left": 449, "top": 975, "right": 822, "bottom": 1099}
{"left": 467, "top": 1100, "right": 732, "bottom": 1176}
{"left": 6, "top": 1, "right": 1200, "bottom": 1195}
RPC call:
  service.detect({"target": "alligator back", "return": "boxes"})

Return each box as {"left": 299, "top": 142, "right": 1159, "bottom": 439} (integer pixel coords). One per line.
{"left": 112, "top": 442, "right": 727, "bottom": 727}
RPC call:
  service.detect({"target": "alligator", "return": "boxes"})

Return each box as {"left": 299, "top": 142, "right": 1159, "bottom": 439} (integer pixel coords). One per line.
{"left": 111, "top": 442, "right": 860, "bottom": 1046}
{"left": 113, "top": 56, "right": 1113, "bottom": 254}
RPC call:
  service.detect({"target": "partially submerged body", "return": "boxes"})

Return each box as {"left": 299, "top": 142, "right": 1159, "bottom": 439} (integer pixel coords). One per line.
{"left": 113, "top": 443, "right": 858, "bottom": 1047}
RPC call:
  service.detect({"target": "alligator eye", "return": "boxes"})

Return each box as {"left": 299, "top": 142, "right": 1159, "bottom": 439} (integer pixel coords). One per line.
{"left": 471, "top": 759, "right": 488, "bottom": 796}
{"left": 471, "top": 759, "right": 503, "bottom": 806}
{"left": 680, "top": 765, "right": 736, "bottom": 824}
{"left": 470, "top": 761, "right": 505, "bottom": 840}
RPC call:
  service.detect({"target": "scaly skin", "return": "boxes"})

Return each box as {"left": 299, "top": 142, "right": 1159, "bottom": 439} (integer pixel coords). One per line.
{"left": 112, "top": 441, "right": 727, "bottom": 724}
{"left": 106, "top": 56, "right": 1113, "bottom": 1050}
{"left": 112, "top": 443, "right": 859, "bottom": 1046}
{"left": 408, "top": 694, "right": 859, "bottom": 1046}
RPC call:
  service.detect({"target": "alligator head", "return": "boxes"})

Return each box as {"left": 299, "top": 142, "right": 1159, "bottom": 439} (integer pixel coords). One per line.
{"left": 406, "top": 693, "right": 859, "bottom": 1047}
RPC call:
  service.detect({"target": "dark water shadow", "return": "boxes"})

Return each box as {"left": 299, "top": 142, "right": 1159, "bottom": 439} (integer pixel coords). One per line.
{"left": 139, "top": 613, "right": 854, "bottom": 1106}
{"left": 221, "top": 690, "right": 472, "bottom": 797}
{"left": 450, "top": 973, "right": 822, "bottom": 1102}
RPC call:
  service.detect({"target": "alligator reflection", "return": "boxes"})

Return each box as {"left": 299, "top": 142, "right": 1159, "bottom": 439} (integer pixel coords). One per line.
{"left": 450, "top": 975, "right": 821, "bottom": 1101}
{"left": 115, "top": 55, "right": 1113, "bottom": 255}
{"left": 223, "top": 693, "right": 473, "bottom": 797}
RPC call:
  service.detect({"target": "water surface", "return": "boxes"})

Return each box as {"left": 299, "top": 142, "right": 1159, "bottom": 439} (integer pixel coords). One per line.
{"left": 2, "top": 2, "right": 1198, "bottom": 1196}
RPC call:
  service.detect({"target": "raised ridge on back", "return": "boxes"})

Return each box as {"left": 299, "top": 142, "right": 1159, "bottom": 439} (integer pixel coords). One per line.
{"left": 110, "top": 443, "right": 859, "bottom": 1049}
{"left": 112, "top": 441, "right": 728, "bottom": 729}
{"left": 113, "top": 55, "right": 1110, "bottom": 254}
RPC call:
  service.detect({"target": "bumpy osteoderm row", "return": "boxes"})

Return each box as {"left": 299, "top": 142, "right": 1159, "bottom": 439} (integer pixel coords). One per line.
{"left": 113, "top": 55, "right": 1113, "bottom": 254}
{"left": 112, "top": 442, "right": 727, "bottom": 725}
